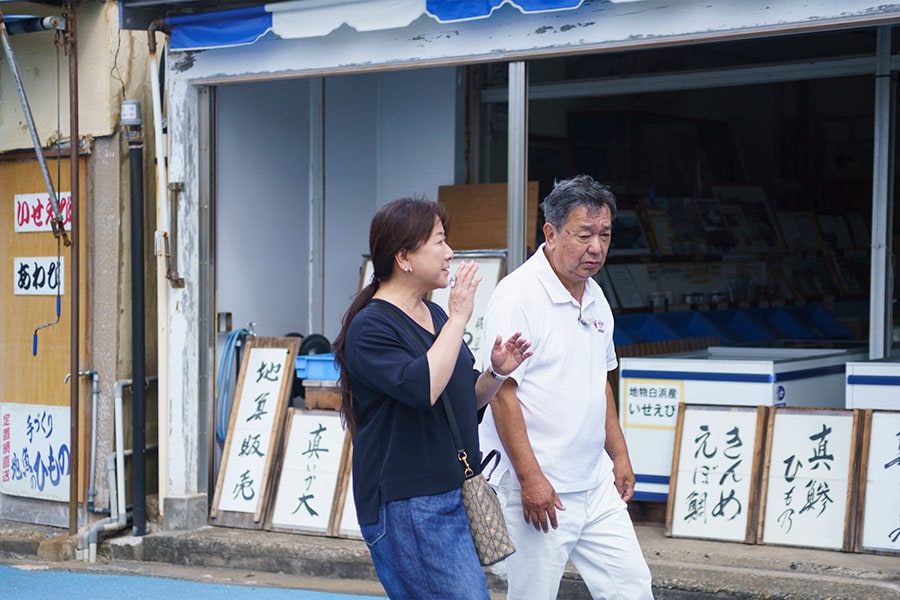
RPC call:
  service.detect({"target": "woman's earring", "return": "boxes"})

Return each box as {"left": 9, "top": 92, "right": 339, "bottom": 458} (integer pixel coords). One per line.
{"left": 405, "top": 266, "right": 412, "bottom": 273}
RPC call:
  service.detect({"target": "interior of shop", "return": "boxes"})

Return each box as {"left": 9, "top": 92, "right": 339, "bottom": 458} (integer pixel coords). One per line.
{"left": 470, "top": 26, "right": 897, "bottom": 346}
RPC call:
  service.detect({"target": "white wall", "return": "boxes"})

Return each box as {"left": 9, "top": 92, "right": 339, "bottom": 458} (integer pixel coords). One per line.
{"left": 215, "top": 78, "right": 311, "bottom": 338}
{"left": 375, "top": 68, "right": 458, "bottom": 206}
{"left": 323, "top": 73, "right": 378, "bottom": 342}
{"left": 215, "top": 67, "right": 457, "bottom": 344}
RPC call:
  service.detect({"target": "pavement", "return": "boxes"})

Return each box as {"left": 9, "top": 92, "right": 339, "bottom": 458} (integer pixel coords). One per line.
{"left": 1, "top": 508, "right": 899, "bottom": 599}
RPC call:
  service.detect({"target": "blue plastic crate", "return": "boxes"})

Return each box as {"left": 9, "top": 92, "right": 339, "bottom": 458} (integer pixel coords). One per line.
{"left": 295, "top": 354, "right": 340, "bottom": 380}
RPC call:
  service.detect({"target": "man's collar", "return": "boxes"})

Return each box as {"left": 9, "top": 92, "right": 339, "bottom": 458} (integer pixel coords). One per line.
{"left": 532, "top": 244, "right": 598, "bottom": 307}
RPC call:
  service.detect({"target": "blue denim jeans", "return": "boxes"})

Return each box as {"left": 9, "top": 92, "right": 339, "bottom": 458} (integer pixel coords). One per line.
{"left": 360, "top": 488, "right": 490, "bottom": 599}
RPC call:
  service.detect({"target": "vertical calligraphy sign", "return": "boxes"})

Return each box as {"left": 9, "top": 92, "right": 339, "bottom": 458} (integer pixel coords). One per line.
{"left": 0, "top": 402, "right": 71, "bottom": 501}
{"left": 210, "top": 337, "right": 299, "bottom": 529}
{"left": 667, "top": 404, "right": 767, "bottom": 543}
{"left": 856, "top": 410, "right": 900, "bottom": 554}
{"left": 268, "top": 409, "right": 346, "bottom": 534}
{"left": 759, "top": 407, "right": 859, "bottom": 551}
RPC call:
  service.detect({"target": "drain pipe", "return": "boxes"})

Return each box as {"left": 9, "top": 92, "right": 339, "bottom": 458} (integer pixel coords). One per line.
{"left": 64, "top": 371, "right": 100, "bottom": 515}
{"left": 77, "top": 377, "right": 128, "bottom": 561}
{"left": 76, "top": 377, "right": 157, "bottom": 562}
{"left": 123, "top": 99, "right": 148, "bottom": 536}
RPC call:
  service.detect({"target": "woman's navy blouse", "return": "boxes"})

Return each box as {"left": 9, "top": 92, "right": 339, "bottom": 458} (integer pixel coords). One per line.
{"left": 344, "top": 298, "right": 481, "bottom": 525}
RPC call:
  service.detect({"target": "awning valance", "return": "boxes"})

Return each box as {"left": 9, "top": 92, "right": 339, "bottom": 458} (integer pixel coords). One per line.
{"left": 164, "top": 0, "right": 589, "bottom": 50}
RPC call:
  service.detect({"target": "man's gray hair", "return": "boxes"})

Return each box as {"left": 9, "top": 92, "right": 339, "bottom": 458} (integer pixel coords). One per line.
{"left": 540, "top": 175, "right": 617, "bottom": 230}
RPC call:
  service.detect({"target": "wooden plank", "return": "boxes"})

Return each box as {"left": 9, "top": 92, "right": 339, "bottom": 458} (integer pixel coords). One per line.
{"left": 327, "top": 429, "right": 354, "bottom": 536}
{"left": 303, "top": 386, "right": 341, "bottom": 411}
{"left": 438, "top": 181, "right": 540, "bottom": 253}
{"left": 0, "top": 155, "right": 90, "bottom": 500}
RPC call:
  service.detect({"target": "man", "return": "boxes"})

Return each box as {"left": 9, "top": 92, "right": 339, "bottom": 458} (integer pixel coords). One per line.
{"left": 481, "top": 175, "right": 653, "bottom": 599}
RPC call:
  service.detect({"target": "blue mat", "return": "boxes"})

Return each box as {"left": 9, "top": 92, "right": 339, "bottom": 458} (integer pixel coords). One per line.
{"left": 0, "top": 565, "right": 383, "bottom": 599}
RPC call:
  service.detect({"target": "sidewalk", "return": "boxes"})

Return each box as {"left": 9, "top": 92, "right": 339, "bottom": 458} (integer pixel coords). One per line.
{"left": 2, "top": 517, "right": 899, "bottom": 599}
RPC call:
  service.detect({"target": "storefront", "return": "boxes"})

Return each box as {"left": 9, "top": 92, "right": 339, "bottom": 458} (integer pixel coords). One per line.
{"left": 120, "top": 0, "right": 900, "bottom": 529}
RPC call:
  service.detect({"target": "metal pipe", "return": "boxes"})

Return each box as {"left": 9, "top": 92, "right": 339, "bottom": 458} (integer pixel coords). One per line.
{"left": 869, "top": 26, "right": 896, "bottom": 360}
{"left": 67, "top": 0, "right": 80, "bottom": 537}
{"left": 507, "top": 60, "right": 528, "bottom": 270}
{"left": 127, "top": 106, "right": 148, "bottom": 536}
{"left": 75, "top": 377, "right": 158, "bottom": 561}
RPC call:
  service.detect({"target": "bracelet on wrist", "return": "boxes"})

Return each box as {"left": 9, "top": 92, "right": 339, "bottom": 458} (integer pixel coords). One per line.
{"left": 488, "top": 365, "right": 510, "bottom": 381}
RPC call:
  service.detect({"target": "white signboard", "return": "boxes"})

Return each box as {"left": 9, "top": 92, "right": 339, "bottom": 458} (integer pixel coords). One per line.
{"left": 0, "top": 402, "right": 71, "bottom": 501}
{"left": 860, "top": 410, "right": 900, "bottom": 553}
{"left": 431, "top": 254, "right": 504, "bottom": 369}
{"left": 217, "top": 347, "right": 291, "bottom": 514}
{"left": 270, "top": 410, "right": 345, "bottom": 533}
{"left": 360, "top": 253, "right": 505, "bottom": 370}
{"left": 669, "top": 405, "right": 763, "bottom": 542}
{"left": 623, "top": 378, "right": 681, "bottom": 428}
{"left": 14, "top": 192, "right": 72, "bottom": 233}
{"left": 761, "top": 409, "right": 856, "bottom": 550}
{"left": 622, "top": 378, "right": 683, "bottom": 498}
{"left": 13, "top": 257, "right": 65, "bottom": 296}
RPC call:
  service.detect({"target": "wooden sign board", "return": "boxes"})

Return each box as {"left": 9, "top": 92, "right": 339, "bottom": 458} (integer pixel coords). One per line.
{"left": 758, "top": 407, "right": 860, "bottom": 551}
{"left": 437, "top": 181, "right": 539, "bottom": 253}
{"left": 209, "top": 336, "right": 300, "bottom": 528}
{"left": 856, "top": 409, "right": 900, "bottom": 554}
{"left": 667, "top": 404, "right": 767, "bottom": 543}
{"left": 268, "top": 409, "right": 348, "bottom": 534}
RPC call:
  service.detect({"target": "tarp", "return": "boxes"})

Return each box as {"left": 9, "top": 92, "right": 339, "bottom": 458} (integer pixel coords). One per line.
{"left": 165, "top": 0, "right": 588, "bottom": 50}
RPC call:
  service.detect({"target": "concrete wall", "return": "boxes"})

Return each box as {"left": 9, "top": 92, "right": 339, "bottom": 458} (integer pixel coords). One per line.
{"left": 0, "top": 2, "right": 147, "bottom": 152}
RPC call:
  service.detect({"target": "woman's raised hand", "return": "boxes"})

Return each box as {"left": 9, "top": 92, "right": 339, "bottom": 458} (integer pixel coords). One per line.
{"left": 448, "top": 260, "right": 481, "bottom": 324}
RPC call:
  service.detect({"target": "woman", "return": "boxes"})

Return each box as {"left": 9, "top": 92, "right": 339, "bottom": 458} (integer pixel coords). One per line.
{"left": 333, "top": 197, "right": 531, "bottom": 599}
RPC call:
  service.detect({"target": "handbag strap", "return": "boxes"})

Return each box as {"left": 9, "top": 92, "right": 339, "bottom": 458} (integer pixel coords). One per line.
{"left": 370, "top": 300, "right": 475, "bottom": 478}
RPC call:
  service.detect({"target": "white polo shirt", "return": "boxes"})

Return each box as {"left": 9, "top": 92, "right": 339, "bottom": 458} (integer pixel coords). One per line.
{"left": 480, "top": 244, "right": 617, "bottom": 493}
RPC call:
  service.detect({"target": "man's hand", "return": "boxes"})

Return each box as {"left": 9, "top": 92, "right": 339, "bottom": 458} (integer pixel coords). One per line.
{"left": 520, "top": 473, "right": 566, "bottom": 532}
{"left": 612, "top": 456, "right": 636, "bottom": 502}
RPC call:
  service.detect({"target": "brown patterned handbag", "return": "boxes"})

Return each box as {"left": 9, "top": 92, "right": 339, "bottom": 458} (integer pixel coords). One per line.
{"left": 457, "top": 449, "right": 516, "bottom": 566}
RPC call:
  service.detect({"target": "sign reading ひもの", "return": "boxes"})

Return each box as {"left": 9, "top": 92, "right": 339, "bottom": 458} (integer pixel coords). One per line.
{"left": 0, "top": 402, "right": 71, "bottom": 501}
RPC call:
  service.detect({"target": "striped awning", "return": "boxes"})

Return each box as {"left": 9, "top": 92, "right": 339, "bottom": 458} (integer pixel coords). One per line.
{"left": 164, "top": 0, "right": 598, "bottom": 50}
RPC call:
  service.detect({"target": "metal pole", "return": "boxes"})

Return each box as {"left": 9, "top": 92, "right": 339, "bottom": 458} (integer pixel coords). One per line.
{"left": 507, "top": 61, "right": 528, "bottom": 270}
{"left": 66, "top": 0, "right": 80, "bottom": 536}
{"left": 869, "top": 26, "right": 895, "bottom": 360}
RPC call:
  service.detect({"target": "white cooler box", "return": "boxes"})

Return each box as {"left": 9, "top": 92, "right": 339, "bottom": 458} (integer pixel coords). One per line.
{"left": 618, "top": 345, "right": 868, "bottom": 502}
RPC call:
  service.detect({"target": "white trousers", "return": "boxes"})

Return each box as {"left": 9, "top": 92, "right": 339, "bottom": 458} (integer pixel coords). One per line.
{"left": 495, "top": 472, "right": 654, "bottom": 600}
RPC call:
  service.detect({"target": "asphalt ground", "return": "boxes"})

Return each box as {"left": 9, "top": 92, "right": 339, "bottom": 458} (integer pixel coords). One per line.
{"left": 2, "top": 516, "right": 899, "bottom": 599}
